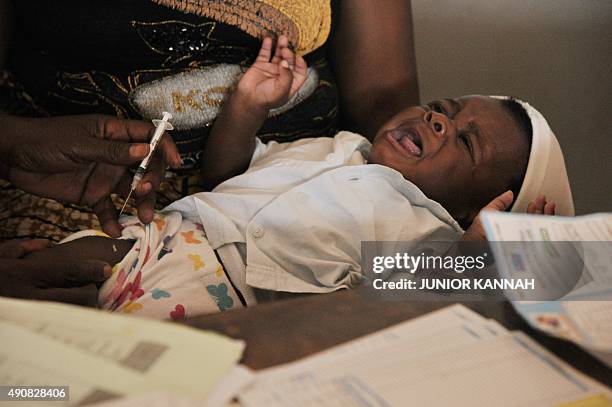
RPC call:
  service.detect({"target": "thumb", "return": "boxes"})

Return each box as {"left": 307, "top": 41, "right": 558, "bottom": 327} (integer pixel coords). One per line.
{"left": 75, "top": 137, "right": 150, "bottom": 166}
{"left": 483, "top": 190, "right": 514, "bottom": 212}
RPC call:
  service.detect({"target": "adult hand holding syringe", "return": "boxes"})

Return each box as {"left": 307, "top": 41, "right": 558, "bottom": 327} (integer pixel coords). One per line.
{"left": 119, "top": 112, "right": 175, "bottom": 217}
{"left": 1, "top": 113, "right": 181, "bottom": 237}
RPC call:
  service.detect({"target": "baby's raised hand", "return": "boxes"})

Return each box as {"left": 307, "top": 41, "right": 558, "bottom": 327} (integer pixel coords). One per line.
{"left": 462, "top": 192, "right": 558, "bottom": 242}
{"left": 236, "top": 36, "right": 308, "bottom": 112}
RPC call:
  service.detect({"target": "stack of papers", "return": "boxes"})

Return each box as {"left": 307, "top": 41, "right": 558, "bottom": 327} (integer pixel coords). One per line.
{"left": 481, "top": 212, "right": 612, "bottom": 367}
{"left": 239, "top": 304, "right": 610, "bottom": 406}
{"left": 0, "top": 297, "right": 245, "bottom": 406}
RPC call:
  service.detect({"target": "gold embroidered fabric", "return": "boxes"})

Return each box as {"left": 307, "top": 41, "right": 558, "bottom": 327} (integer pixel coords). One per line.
{"left": 130, "top": 64, "right": 320, "bottom": 130}
{"left": 150, "top": 0, "right": 331, "bottom": 55}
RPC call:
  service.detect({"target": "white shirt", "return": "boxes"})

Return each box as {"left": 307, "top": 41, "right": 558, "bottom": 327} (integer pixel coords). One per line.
{"left": 167, "top": 132, "right": 463, "bottom": 298}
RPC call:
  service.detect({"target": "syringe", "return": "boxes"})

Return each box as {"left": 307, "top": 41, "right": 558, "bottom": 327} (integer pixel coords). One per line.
{"left": 119, "top": 111, "right": 174, "bottom": 217}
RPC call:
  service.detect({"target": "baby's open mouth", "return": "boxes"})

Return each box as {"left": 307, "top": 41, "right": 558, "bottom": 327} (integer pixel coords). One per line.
{"left": 386, "top": 126, "right": 423, "bottom": 157}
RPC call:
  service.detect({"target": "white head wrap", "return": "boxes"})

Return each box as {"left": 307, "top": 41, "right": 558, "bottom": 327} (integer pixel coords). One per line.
{"left": 492, "top": 96, "right": 574, "bottom": 216}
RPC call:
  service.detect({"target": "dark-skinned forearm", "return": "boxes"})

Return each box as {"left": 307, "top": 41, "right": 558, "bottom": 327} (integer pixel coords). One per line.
{"left": 0, "top": 114, "right": 15, "bottom": 158}
{"left": 200, "top": 93, "right": 268, "bottom": 190}
{"left": 328, "top": 0, "right": 420, "bottom": 140}
{"left": 0, "top": 120, "right": 8, "bottom": 178}
{"left": 0, "top": 0, "right": 12, "bottom": 72}
{"left": 0, "top": 0, "right": 12, "bottom": 180}
{"left": 0, "top": 114, "right": 22, "bottom": 179}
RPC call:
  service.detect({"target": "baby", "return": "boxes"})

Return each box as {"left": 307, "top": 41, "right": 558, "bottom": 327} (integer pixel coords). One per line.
{"left": 27, "top": 37, "right": 573, "bottom": 319}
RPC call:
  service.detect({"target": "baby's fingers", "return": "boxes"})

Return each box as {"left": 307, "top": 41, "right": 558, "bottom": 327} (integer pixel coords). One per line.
{"left": 256, "top": 37, "right": 273, "bottom": 63}
{"left": 280, "top": 46, "right": 296, "bottom": 70}
{"left": 527, "top": 195, "right": 545, "bottom": 214}
{"left": 534, "top": 195, "right": 546, "bottom": 213}
{"left": 271, "top": 35, "right": 289, "bottom": 64}
{"left": 527, "top": 195, "right": 555, "bottom": 215}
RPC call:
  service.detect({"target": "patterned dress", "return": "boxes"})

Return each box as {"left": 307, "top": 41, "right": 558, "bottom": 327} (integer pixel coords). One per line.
{"left": 0, "top": 0, "right": 339, "bottom": 241}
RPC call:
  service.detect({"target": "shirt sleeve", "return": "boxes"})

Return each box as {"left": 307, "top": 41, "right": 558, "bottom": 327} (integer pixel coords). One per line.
{"left": 249, "top": 137, "right": 284, "bottom": 167}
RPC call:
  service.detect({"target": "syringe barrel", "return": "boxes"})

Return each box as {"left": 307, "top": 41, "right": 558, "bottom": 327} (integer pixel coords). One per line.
{"left": 130, "top": 167, "right": 146, "bottom": 190}
{"left": 139, "top": 117, "right": 168, "bottom": 169}
{"left": 129, "top": 112, "right": 173, "bottom": 192}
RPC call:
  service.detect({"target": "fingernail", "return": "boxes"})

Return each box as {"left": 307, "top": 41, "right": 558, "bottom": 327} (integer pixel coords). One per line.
{"left": 281, "top": 60, "right": 289, "bottom": 69}
{"left": 103, "top": 265, "right": 112, "bottom": 279}
{"left": 129, "top": 144, "right": 148, "bottom": 157}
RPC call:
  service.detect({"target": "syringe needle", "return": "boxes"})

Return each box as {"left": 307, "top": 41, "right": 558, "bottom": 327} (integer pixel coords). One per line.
{"left": 119, "top": 188, "right": 134, "bottom": 218}
{"left": 119, "top": 112, "right": 173, "bottom": 219}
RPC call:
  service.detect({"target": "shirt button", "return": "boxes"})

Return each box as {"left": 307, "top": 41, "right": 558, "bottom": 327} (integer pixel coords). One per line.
{"left": 251, "top": 225, "right": 265, "bottom": 239}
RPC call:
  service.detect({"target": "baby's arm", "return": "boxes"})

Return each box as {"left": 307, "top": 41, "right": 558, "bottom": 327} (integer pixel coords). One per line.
{"left": 200, "top": 36, "right": 307, "bottom": 190}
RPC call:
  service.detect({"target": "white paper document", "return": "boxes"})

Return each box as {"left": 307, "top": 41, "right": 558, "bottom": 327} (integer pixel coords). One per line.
{"left": 239, "top": 305, "right": 610, "bottom": 407}
{"left": 481, "top": 212, "right": 612, "bottom": 300}
{"left": 256, "top": 304, "right": 505, "bottom": 382}
{"left": 0, "top": 297, "right": 245, "bottom": 406}
{"left": 481, "top": 212, "right": 612, "bottom": 367}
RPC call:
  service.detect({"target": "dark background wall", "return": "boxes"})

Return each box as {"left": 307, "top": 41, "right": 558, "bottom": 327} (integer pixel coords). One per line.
{"left": 413, "top": 0, "right": 611, "bottom": 214}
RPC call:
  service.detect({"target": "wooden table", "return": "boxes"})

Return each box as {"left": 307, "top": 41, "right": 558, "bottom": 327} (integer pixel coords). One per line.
{"left": 184, "top": 288, "right": 611, "bottom": 387}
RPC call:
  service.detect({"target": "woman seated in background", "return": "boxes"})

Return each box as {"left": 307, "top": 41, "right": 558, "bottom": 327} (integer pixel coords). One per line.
{"left": 0, "top": 0, "right": 420, "bottom": 240}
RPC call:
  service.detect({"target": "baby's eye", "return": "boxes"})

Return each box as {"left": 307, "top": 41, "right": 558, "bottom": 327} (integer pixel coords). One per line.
{"left": 428, "top": 102, "right": 446, "bottom": 115}
{"left": 459, "top": 133, "right": 473, "bottom": 155}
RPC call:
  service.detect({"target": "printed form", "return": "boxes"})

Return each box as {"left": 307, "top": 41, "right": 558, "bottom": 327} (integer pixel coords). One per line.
{"left": 239, "top": 305, "right": 610, "bottom": 406}
{"left": 481, "top": 212, "right": 612, "bottom": 367}
{"left": 0, "top": 297, "right": 245, "bottom": 405}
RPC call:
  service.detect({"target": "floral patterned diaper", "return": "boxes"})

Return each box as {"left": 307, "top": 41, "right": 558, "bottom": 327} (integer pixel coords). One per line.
{"left": 94, "top": 211, "right": 243, "bottom": 320}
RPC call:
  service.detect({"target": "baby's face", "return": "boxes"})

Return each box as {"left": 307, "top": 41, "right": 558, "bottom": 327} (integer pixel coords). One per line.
{"left": 369, "top": 95, "right": 529, "bottom": 224}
